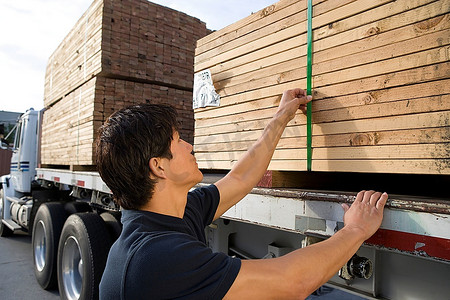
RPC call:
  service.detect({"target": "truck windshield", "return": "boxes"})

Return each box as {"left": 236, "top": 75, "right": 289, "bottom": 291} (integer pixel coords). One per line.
{"left": 13, "top": 120, "right": 23, "bottom": 150}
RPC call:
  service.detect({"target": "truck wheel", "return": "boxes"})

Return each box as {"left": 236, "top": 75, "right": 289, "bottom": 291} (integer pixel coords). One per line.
{"left": 57, "top": 213, "right": 112, "bottom": 300}
{"left": 0, "top": 189, "right": 13, "bottom": 237}
{"left": 64, "top": 201, "right": 92, "bottom": 215}
{"left": 32, "top": 202, "right": 67, "bottom": 289}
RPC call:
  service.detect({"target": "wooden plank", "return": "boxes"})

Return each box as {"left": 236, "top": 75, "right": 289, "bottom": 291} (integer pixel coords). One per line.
{"left": 196, "top": 77, "right": 450, "bottom": 124}
{"left": 196, "top": 92, "right": 448, "bottom": 138}
{"left": 212, "top": 24, "right": 450, "bottom": 97}
{"left": 312, "top": 144, "right": 450, "bottom": 160}
{"left": 313, "top": 127, "right": 450, "bottom": 148}
{"left": 313, "top": 0, "right": 443, "bottom": 43}
{"left": 195, "top": 18, "right": 307, "bottom": 70}
{"left": 195, "top": 0, "right": 393, "bottom": 68}
{"left": 313, "top": 94, "right": 450, "bottom": 124}
{"left": 313, "top": 111, "right": 450, "bottom": 136}
{"left": 313, "top": 7, "right": 449, "bottom": 59}
{"left": 194, "top": 111, "right": 450, "bottom": 145}
{"left": 196, "top": 143, "right": 449, "bottom": 161}
{"left": 311, "top": 159, "right": 450, "bottom": 174}
{"left": 196, "top": 0, "right": 306, "bottom": 55}
{"left": 195, "top": 80, "right": 450, "bottom": 131}
{"left": 197, "top": 0, "right": 359, "bottom": 55}
{"left": 194, "top": 127, "right": 450, "bottom": 152}
{"left": 198, "top": 159, "right": 450, "bottom": 175}
{"left": 196, "top": 58, "right": 449, "bottom": 118}
{"left": 314, "top": 45, "right": 449, "bottom": 86}
{"left": 197, "top": 0, "right": 444, "bottom": 85}
{"left": 210, "top": 44, "right": 449, "bottom": 105}
{"left": 196, "top": 94, "right": 450, "bottom": 137}
{"left": 197, "top": 0, "right": 355, "bottom": 59}
{"left": 195, "top": 0, "right": 438, "bottom": 71}
{"left": 196, "top": 0, "right": 304, "bottom": 49}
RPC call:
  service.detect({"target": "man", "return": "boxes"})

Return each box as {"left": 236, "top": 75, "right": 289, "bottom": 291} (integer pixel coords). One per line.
{"left": 97, "top": 88, "right": 388, "bottom": 299}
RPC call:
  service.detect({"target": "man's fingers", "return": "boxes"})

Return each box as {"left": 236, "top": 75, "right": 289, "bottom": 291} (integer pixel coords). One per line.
{"left": 283, "top": 88, "right": 311, "bottom": 106}
{"left": 341, "top": 203, "right": 350, "bottom": 213}
{"left": 298, "top": 95, "right": 312, "bottom": 104}
{"left": 299, "top": 103, "right": 308, "bottom": 113}
{"left": 362, "top": 190, "right": 375, "bottom": 204}
{"left": 369, "top": 192, "right": 382, "bottom": 206}
{"left": 355, "top": 190, "right": 366, "bottom": 203}
{"left": 376, "top": 192, "right": 389, "bottom": 210}
{"left": 354, "top": 190, "right": 388, "bottom": 210}
{"left": 292, "top": 88, "right": 306, "bottom": 98}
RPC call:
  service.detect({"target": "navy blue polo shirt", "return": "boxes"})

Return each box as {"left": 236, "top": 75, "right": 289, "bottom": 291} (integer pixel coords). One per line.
{"left": 99, "top": 184, "right": 241, "bottom": 299}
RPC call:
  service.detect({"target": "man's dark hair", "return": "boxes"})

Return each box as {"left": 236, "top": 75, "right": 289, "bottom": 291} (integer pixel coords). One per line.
{"left": 96, "top": 104, "right": 179, "bottom": 210}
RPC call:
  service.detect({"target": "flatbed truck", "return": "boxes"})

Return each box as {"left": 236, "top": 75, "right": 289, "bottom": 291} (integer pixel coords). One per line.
{"left": 1, "top": 108, "right": 449, "bottom": 300}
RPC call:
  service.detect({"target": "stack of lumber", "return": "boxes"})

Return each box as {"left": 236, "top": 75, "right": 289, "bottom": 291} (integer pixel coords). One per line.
{"left": 41, "top": 0, "right": 208, "bottom": 166}
{"left": 193, "top": 0, "right": 450, "bottom": 175}
{"left": 41, "top": 77, "right": 194, "bottom": 165}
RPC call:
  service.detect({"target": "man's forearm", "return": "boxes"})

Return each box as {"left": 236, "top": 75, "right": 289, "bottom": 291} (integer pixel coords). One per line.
{"left": 228, "top": 226, "right": 367, "bottom": 300}
{"left": 282, "top": 226, "right": 366, "bottom": 296}
{"left": 229, "top": 113, "right": 290, "bottom": 189}
{"left": 214, "top": 89, "right": 311, "bottom": 219}
{"left": 214, "top": 113, "right": 292, "bottom": 219}
{"left": 224, "top": 190, "right": 387, "bottom": 299}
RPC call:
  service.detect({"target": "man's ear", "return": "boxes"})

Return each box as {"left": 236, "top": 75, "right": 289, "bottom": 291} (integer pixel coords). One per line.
{"left": 149, "top": 157, "right": 166, "bottom": 179}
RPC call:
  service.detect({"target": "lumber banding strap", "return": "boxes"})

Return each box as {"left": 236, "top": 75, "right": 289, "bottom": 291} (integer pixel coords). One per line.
{"left": 306, "top": 0, "right": 313, "bottom": 171}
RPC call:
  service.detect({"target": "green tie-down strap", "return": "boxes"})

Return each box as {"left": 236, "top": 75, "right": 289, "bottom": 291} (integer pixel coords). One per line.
{"left": 306, "top": 0, "right": 313, "bottom": 171}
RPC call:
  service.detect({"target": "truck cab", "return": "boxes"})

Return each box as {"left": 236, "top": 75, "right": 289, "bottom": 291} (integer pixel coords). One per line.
{"left": 1, "top": 109, "right": 40, "bottom": 235}
{"left": 1, "top": 109, "right": 120, "bottom": 299}
{"left": 9, "top": 109, "right": 39, "bottom": 193}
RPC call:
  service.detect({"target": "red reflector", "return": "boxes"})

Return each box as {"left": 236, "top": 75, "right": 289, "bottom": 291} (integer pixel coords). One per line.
{"left": 77, "top": 180, "right": 85, "bottom": 187}
{"left": 53, "top": 176, "right": 60, "bottom": 182}
{"left": 366, "top": 229, "right": 450, "bottom": 261}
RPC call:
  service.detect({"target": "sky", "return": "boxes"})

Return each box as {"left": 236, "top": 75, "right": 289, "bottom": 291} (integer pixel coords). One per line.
{"left": 0, "top": 0, "right": 276, "bottom": 114}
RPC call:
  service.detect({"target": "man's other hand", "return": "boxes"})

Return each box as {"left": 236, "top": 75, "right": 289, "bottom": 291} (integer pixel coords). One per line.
{"left": 342, "top": 190, "right": 388, "bottom": 240}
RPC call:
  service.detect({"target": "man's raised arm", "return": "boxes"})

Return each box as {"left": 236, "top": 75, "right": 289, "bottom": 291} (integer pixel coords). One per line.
{"left": 214, "top": 88, "right": 312, "bottom": 220}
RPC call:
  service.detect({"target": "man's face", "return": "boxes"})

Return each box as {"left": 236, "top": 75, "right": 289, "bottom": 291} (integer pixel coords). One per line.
{"left": 162, "top": 131, "right": 203, "bottom": 187}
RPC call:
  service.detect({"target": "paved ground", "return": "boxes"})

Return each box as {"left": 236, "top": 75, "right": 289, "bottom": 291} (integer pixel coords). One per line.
{"left": 0, "top": 231, "right": 365, "bottom": 300}
{"left": 0, "top": 231, "right": 60, "bottom": 299}
{"left": 306, "top": 286, "right": 366, "bottom": 300}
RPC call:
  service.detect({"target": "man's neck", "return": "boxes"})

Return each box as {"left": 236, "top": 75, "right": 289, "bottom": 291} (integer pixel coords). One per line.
{"left": 140, "top": 181, "right": 190, "bottom": 218}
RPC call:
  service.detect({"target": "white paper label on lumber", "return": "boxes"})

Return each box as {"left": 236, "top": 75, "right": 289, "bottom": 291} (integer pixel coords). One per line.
{"left": 193, "top": 69, "right": 220, "bottom": 109}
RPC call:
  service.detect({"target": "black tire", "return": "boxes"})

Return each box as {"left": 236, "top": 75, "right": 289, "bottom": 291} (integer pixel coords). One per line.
{"left": 30, "top": 189, "right": 70, "bottom": 235}
{"left": 32, "top": 202, "right": 67, "bottom": 290}
{"left": 100, "top": 212, "right": 122, "bottom": 241}
{"left": 0, "top": 189, "right": 13, "bottom": 237}
{"left": 64, "top": 201, "right": 92, "bottom": 215}
{"left": 57, "top": 213, "right": 112, "bottom": 300}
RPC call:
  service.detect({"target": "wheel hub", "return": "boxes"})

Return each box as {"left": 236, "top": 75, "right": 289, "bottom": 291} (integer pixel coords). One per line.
{"left": 62, "top": 236, "right": 83, "bottom": 300}
{"left": 33, "top": 220, "right": 47, "bottom": 272}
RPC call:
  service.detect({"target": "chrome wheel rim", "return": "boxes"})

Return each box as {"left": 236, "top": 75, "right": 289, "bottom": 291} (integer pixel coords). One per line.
{"left": 33, "top": 220, "right": 47, "bottom": 272}
{"left": 62, "top": 236, "right": 83, "bottom": 300}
